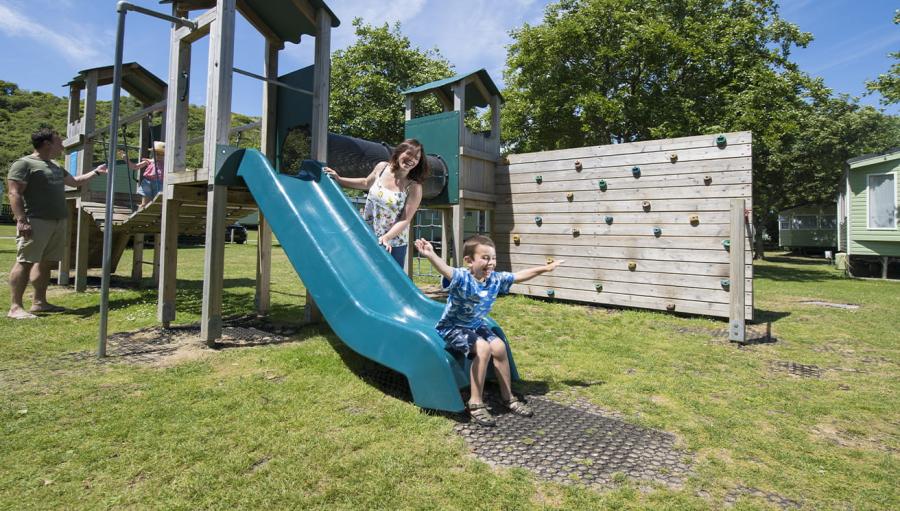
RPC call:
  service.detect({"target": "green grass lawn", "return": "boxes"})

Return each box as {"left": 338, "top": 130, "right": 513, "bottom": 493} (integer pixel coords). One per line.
{"left": 0, "top": 224, "right": 897, "bottom": 510}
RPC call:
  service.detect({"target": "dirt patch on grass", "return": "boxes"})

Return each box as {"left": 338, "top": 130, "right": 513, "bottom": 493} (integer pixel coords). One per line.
{"left": 810, "top": 420, "right": 897, "bottom": 454}
{"left": 65, "top": 317, "right": 304, "bottom": 367}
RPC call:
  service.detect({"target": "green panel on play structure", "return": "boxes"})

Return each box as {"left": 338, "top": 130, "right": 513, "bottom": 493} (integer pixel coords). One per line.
{"left": 406, "top": 111, "right": 459, "bottom": 205}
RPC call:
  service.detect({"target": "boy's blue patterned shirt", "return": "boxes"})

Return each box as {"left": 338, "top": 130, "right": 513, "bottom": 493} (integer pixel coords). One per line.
{"left": 436, "top": 268, "right": 515, "bottom": 333}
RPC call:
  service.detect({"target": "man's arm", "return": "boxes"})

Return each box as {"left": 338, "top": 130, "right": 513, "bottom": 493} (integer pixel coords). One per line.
{"left": 7, "top": 179, "right": 31, "bottom": 238}
{"left": 513, "top": 259, "right": 564, "bottom": 283}
{"left": 64, "top": 163, "right": 107, "bottom": 187}
{"left": 414, "top": 238, "right": 454, "bottom": 280}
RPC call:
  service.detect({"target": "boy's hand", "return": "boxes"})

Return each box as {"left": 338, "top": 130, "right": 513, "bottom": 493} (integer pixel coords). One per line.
{"left": 546, "top": 259, "right": 564, "bottom": 271}
{"left": 414, "top": 238, "right": 434, "bottom": 257}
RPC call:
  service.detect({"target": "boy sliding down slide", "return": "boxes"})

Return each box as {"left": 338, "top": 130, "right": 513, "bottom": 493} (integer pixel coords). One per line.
{"left": 415, "top": 235, "right": 563, "bottom": 426}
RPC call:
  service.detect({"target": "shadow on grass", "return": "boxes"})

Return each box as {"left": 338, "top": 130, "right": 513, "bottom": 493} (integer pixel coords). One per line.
{"left": 324, "top": 335, "right": 553, "bottom": 420}
{"left": 755, "top": 262, "right": 840, "bottom": 283}
{"left": 752, "top": 308, "right": 791, "bottom": 323}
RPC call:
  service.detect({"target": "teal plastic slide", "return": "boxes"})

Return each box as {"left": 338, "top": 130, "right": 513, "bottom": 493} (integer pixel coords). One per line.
{"left": 218, "top": 148, "right": 518, "bottom": 412}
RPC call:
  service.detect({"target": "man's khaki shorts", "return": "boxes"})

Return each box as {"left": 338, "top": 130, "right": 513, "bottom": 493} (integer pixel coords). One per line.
{"left": 16, "top": 217, "right": 68, "bottom": 263}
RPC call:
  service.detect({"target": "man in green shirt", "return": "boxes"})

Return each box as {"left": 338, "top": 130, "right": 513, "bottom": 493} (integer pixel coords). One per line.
{"left": 7, "top": 127, "right": 107, "bottom": 319}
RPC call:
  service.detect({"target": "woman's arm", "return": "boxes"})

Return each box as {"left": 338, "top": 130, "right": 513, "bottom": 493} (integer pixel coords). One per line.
{"left": 324, "top": 161, "right": 384, "bottom": 190}
{"left": 378, "top": 182, "right": 423, "bottom": 246}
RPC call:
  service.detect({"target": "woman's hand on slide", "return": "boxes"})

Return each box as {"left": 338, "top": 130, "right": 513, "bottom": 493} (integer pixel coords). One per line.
{"left": 323, "top": 166, "right": 340, "bottom": 179}
{"left": 378, "top": 235, "right": 392, "bottom": 252}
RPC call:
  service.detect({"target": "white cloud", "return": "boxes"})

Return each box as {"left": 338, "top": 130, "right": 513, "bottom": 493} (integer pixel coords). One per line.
{"left": 282, "top": 0, "right": 546, "bottom": 88}
{"left": 0, "top": 1, "right": 104, "bottom": 65}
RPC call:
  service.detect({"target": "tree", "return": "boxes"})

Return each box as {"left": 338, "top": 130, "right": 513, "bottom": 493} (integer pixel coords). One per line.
{"left": 329, "top": 18, "right": 454, "bottom": 144}
{"left": 865, "top": 10, "right": 900, "bottom": 105}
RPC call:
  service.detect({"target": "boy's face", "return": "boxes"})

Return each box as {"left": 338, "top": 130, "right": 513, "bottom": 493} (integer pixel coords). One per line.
{"left": 465, "top": 243, "right": 496, "bottom": 281}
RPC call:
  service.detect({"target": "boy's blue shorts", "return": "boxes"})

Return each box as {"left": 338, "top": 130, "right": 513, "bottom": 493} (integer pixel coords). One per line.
{"left": 439, "top": 324, "right": 500, "bottom": 360}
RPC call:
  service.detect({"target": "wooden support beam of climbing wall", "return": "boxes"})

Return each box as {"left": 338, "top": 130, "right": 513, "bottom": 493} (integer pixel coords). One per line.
{"left": 729, "top": 199, "right": 747, "bottom": 342}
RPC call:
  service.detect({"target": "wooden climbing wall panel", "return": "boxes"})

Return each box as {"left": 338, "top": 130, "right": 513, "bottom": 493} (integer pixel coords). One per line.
{"left": 494, "top": 132, "right": 753, "bottom": 320}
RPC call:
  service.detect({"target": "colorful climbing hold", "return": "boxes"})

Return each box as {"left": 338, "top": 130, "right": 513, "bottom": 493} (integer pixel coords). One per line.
{"left": 669, "top": 152, "right": 678, "bottom": 162}
{"left": 605, "top": 215, "right": 614, "bottom": 224}
{"left": 535, "top": 175, "right": 542, "bottom": 184}
{"left": 652, "top": 227, "right": 662, "bottom": 237}
{"left": 632, "top": 166, "right": 641, "bottom": 177}
{"left": 595, "top": 283, "right": 603, "bottom": 292}
{"left": 598, "top": 179, "right": 607, "bottom": 191}
{"left": 642, "top": 200, "right": 651, "bottom": 210}
{"left": 513, "top": 234, "right": 521, "bottom": 244}
{"left": 703, "top": 175, "right": 712, "bottom": 185}
{"left": 689, "top": 214, "right": 700, "bottom": 225}
{"left": 666, "top": 303, "right": 676, "bottom": 311}
{"left": 716, "top": 134, "right": 727, "bottom": 147}
{"left": 534, "top": 216, "right": 543, "bottom": 225}
{"left": 574, "top": 160, "right": 583, "bottom": 171}
{"left": 720, "top": 279, "right": 731, "bottom": 289}
{"left": 566, "top": 192, "right": 574, "bottom": 201}
{"left": 722, "top": 239, "right": 731, "bottom": 250}
{"left": 572, "top": 228, "right": 580, "bottom": 236}
{"left": 546, "top": 257, "right": 554, "bottom": 264}
{"left": 628, "top": 261, "right": 637, "bottom": 271}
{"left": 546, "top": 289, "right": 555, "bottom": 297}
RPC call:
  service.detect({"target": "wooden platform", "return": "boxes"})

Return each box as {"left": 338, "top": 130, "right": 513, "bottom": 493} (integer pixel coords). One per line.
{"left": 80, "top": 184, "right": 257, "bottom": 236}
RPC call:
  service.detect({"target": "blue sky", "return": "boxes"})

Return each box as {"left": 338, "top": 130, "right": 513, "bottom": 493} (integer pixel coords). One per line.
{"left": 0, "top": 0, "right": 896, "bottom": 118}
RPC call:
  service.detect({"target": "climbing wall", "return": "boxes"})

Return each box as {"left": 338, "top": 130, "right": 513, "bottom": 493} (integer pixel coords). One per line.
{"left": 494, "top": 132, "right": 753, "bottom": 320}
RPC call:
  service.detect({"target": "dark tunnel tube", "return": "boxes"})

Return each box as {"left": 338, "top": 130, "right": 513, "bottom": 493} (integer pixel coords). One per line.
{"left": 326, "top": 133, "right": 448, "bottom": 200}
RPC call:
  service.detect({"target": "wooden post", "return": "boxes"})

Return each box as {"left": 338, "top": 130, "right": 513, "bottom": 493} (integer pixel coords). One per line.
{"left": 58, "top": 200, "right": 76, "bottom": 286}
{"left": 490, "top": 95, "right": 501, "bottom": 141}
{"left": 131, "top": 233, "right": 144, "bottom": 282}
{"left": 405, "top": 223, "right": 414, "bottom": 277}
{"left": 304, "top": 6, "right": 331, "bottom": 324}
{"left": 152, "top": 232, "right": 161, "bottom": 286}
{"left": 157, "top": 4, "right": 190, "bottom": 327}
{"left": 728, "top": 198, "right": 746, "bottom": 343}
{"left": 452, "top": 202, "right": 465, "bottom": 267}
{"left": 404, "top": 95, "right": 413, "bottom": 121}
{"left": 200, "top": 0, "right": 237, "bottom": 343}
{"left": 441, "top": 208, "right": 452, "bottom": 264}
{"left": 59, "top": 86, "right": 81, "bottom": 286}
{"left": 74, "top": 70, "right": 98, "bottom": 292}
{"left": 255, "top": 40, "right": 278, "bottom": 316}
{"left": 156, "top": 197, "right": 180, "bottom": 326}
{"left": 883, "top": 257, "right": 889, "bottom": 279}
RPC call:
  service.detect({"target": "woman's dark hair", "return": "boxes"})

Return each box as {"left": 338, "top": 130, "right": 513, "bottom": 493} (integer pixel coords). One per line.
{"left": 388, "top": 138, "right": 430, "bottom": 184}
{"left": 31, "top": 127, "right": 57, "bottom": 149}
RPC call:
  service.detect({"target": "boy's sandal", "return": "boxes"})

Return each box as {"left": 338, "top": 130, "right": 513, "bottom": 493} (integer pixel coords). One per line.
{"left": 504, "top": 397, "right": 533, "bottom": 417}
{"left": 468, "top": 403, "right": 496, "bottom": 427}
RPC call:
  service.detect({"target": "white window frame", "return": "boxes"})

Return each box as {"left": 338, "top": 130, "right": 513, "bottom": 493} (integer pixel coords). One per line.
{"left": 792, "top": 215, "right": 819, "bottom": 230}
{"left": 866, "top": 172, "right": 897, "bottom": 230}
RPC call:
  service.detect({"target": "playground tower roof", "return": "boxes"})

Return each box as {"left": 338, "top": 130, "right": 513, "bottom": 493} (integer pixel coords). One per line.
{"left": 65, "top": 62, "right": 167, "bottom": 104}
{"left": 159, "top": 0, "right": 339, "bottom": 44}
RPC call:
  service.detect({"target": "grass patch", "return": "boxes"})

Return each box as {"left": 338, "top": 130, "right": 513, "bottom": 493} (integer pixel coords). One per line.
{"left": 0, "top": 229, "right": 897, "bottom": 510}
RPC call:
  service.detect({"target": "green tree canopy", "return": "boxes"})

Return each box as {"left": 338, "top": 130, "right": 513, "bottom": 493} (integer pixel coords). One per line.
{"left": 865, "top": 10, "right": 900, "bottom": 105}
{"left": 329, "top": 18, "right": 454, "bottom": 144}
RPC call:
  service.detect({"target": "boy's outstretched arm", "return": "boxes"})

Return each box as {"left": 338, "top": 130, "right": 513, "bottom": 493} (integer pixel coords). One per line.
{"left": 414, "top": 238, "right": 454, "bottom": 280}
{"left": 513, "top": 259, "right": 564, "bottom": 283}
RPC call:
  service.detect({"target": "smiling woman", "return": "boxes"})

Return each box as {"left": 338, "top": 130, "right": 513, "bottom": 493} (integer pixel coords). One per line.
{"left": 324, "top": 138, "right": 429, "bottom": 267}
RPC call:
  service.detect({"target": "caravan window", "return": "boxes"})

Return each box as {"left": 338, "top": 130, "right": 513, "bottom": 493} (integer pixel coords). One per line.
{"left": 792, "top": 215, "right": 818, "bottom": 230}
{"left": 779, "top": 216, "right": 790, "bottom": 230}
{"left": 820, "top": 216, "right": 837, "bottom": 229}
{"left": 868, "top": 173, "right": 897, "bottom": 229}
